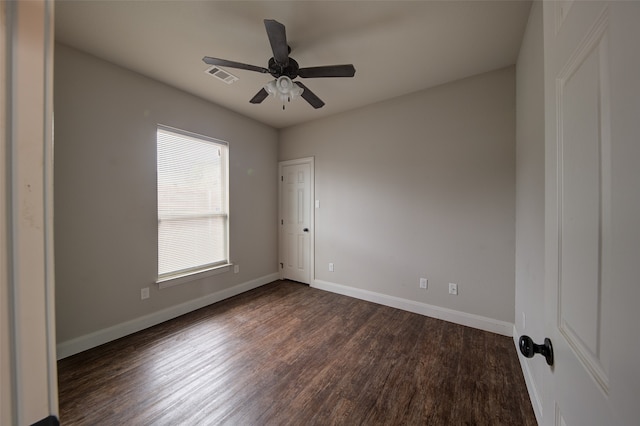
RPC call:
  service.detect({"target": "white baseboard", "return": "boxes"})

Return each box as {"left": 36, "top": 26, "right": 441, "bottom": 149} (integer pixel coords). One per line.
{"left": 512, "top": 325, "right": 544, "bottom": 424}
{"left": 56, "top": 272, "right": 280, "bottom": 360}
{"left": 311, "top": 279, "right": 513, "bottom": 336}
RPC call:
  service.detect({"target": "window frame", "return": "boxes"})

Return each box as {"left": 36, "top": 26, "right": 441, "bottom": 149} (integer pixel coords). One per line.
{"left": 155, "top": 124, "right": 230, "bottom": 287}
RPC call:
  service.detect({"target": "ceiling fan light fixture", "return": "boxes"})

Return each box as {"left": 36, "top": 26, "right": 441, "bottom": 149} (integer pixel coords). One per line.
{"left": 265, "top": 76, "right": 303, "bottom": 106}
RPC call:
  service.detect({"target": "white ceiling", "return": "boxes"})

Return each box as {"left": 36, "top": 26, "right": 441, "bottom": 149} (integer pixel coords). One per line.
{"left": 55, "top": 0, "right": 532, "bottom": 129}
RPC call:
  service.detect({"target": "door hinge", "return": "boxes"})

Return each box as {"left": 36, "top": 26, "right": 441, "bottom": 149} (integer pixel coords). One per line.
{"left": 281, "top": 176, "right": 283, "bottom": 181}
{"left": 281, "top": 219, "right": 283, "bottom": 225}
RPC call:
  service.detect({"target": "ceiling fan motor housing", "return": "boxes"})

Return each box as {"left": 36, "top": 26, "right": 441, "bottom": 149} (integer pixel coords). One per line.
{"left": 269, "top": 57, "right": 299, "bottom": 79}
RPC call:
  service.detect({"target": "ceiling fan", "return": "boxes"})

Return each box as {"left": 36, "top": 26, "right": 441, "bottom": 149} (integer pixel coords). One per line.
{"left": 203, "top": 19, "right": 356, "bottom": 109}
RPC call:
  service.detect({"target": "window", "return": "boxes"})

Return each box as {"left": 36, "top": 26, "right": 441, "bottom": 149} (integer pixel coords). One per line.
{"left": 156, "top": 125, "right": 228, "bottom": 281}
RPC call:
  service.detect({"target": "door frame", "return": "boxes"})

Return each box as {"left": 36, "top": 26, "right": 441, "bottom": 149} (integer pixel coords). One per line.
{"left": 278, "top": 157, "right": 315, "bottom": 284}
{"left": 1, "top": 0, "right": 58, "bottom": 424}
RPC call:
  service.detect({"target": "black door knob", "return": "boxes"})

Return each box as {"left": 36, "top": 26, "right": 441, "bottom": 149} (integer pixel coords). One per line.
{"left": 519, "top": 335, "right": 554, "bottom": 366}
{"left": 303, "top": 228, "right": 309, "bottom": 232}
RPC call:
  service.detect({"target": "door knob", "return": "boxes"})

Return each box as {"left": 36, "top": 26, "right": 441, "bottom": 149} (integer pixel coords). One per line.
{"left": 303, "top": 228, "right": 309, "bottom": 232}
{"left": 519, "top": 335, "right": 554, "bottom": 366}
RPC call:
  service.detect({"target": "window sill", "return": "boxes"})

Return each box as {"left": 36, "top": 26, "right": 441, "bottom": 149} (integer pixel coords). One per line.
{"left": 156, "top": 264, "right": 231, "bottom": 289}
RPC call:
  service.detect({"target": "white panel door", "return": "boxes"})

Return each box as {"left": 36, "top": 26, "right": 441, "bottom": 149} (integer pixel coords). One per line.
{"left": 279, "top": 159, "right": 313, "bottom": 284}
{"left": 543, "top": 2, "right": 640, "bottom": 425}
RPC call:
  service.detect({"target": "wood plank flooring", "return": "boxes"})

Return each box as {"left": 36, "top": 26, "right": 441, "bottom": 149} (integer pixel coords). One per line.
{"left": 58, "top": 280, "right": 536, "bottom": 425}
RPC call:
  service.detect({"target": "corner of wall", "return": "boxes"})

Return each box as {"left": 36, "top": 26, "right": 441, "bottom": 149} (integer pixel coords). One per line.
{"left": 512, "top": 325, "right": 544, "bottom": 424}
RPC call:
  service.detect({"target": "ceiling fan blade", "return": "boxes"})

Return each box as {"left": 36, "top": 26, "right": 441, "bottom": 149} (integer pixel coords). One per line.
{"left": 298, "top": 64, "right": 356, "bottom": 78}
{"left": 249, "top": 88, "right": 269, "bottom": 104}
{"left": 264, "top": 19, "right": 289, "bottom": 66}
{"left": 295, "top": 82, "right": 325, "bottom": 109}
{"left": 202, "top": 56, "right": 268, "bottom": 74}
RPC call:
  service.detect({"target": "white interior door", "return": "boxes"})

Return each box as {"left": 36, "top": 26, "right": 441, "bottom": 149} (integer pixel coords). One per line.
{"left": 279, "top": 158, "right": 313, "bottom": 284}
{"left": 543, "top": 2, "right": 640, "bottom": 425}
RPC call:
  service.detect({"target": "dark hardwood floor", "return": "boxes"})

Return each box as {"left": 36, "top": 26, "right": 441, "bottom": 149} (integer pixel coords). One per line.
{"left": 58, "top": 280, "right": 536, "bottom": 425}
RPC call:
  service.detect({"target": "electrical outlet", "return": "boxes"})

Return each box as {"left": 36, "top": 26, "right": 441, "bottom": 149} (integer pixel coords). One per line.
{"left": 141, "top": 287, "right": 150, "bottom": 300}
{"left": 419, "top": 278, "right": 428, "bottom": 289}
{"left": 234, "top": 264, "right": 240, "bottom": 274}
{"left": 448, "top": 283, "right": 458, "bottom": 295}
{"left": 329, "top": 262, "right": 334, "bottom": 272}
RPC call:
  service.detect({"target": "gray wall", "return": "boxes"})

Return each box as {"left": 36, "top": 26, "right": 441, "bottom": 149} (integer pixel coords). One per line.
{"left": 280, "top": 67, "right": 516, "bottom": 323}
{"left": 514, "top": 2, "right": 545, "bottom": 420}
{"left": 54, "top": 44, "right": 278, "bottom": 344}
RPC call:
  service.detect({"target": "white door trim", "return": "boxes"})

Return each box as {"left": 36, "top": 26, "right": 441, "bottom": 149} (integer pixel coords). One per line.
{"left": 1, "top": 1, "right": 58, "bottom": 423}
{"left": 278, "top": 157, "right": 315, "bottom": 284}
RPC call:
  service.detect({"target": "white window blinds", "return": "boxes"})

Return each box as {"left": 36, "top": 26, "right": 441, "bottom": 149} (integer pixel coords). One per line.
{"left": 157, "top": 126, "right": 228, "bottom": 278}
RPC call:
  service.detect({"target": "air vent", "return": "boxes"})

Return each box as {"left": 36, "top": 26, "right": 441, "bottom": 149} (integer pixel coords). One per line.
{"left": 205, "top": 65, "right": 239, "bottom": 84}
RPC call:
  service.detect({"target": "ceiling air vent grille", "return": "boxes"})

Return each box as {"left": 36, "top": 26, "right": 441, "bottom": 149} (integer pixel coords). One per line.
{"left": 205, "top": 66, "right": 239, "bottom": 84}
